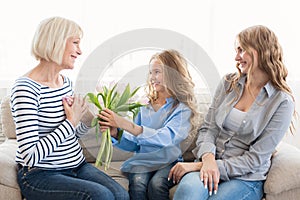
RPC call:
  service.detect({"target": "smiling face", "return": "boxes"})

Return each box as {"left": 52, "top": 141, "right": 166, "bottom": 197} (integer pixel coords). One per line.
{"left": 234, "top": 39, "right": 256, "bottom": 74}
{"left": 149, "top": 59, "right": 167, "bottom": 94}
{"left": 61, "top": 36, "right": 82, "bottom": 69}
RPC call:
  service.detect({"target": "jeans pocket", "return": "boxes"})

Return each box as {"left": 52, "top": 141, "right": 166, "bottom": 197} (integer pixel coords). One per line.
{"left": 22, "top": 167, "right": 44, "bottom": 181}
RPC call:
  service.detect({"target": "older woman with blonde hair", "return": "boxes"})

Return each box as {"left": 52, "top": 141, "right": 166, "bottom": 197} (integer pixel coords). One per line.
{"left": 169, "top": 25, "right": 295, "bottom": 200}
{"left": 11, "top": 16, "right": 129, "bottom": 200}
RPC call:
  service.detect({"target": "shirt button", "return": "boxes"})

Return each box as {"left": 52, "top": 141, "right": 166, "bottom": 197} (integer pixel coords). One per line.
{"left": 242, "top": 120, "right": 246, "bottom": 123}
{"left": 221, "top": 149, "right": 225, "bottom": 153}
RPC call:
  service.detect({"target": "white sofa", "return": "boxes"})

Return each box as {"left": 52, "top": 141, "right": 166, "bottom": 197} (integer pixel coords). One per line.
{"left": 1, "top": 95, "right": 300, "bottom": 200}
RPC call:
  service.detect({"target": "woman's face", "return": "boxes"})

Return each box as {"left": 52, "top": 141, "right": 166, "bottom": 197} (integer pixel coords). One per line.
{"left": 61, "top": 36, "right": 82, "bottom": 69}
{"left": 235, "top": 40, "right": 257, "bottom": 74}
{"left": 149, "top": 59, "right": 166, "bottom": 94}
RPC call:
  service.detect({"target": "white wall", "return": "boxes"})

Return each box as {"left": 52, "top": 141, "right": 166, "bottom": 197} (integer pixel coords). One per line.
{"left": 0, "top": 0, "right": 299, "bottom": 147}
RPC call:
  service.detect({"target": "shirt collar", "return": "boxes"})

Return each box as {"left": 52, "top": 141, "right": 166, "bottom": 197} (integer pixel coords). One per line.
{"left": 166, "top": 97, "right": 175, "bottom": 104}
{"left": 146, "top": 97, "right": 175, "bottom": 110}
{"left": 263, "top": 81, "right": 276, "bottom": 98}
{"left": 238, "top": 75, "right": 276, "bottom": 98}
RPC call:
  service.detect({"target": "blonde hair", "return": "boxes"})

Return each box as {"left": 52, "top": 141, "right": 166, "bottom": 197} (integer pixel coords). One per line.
{"left": 227, "top": 25, "right": 296, "bottom": 133}
{"left": 31, "top": 16, "right": 83, "bottom": 65}
{"left": 147, "top": 49, "right": 200, "bottom": 135}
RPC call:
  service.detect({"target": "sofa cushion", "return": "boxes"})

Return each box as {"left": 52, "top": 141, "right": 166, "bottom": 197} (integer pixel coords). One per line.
{"left": 79, "top": 129, "right": 133, "bottom": 163}
{"left": 264, "top": 142, "right": 300, "bottom": 196}
{"left": 96, "top": 161, "right": 129, "bottom": 190}
{"left": 0, "top": 109, "right": 4, "bottom": 144}
{"left": 0, "top": 139, "right": 19, "bottom": 189}
{"left": 1, "top": 96, "right": 16, "bottom": 139}
{"left": 181, "top": 92, "right": 210, "bottom": 161}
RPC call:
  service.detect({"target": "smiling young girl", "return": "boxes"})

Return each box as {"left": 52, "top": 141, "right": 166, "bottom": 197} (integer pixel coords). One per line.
{"left": 99, "top": 49, "right": 199, "bottom": 200}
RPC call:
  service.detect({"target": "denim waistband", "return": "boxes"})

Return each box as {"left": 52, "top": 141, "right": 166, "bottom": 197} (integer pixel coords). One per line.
{"left": 17, "top": 163, "right": 23, "bottom": 171}
{"left": 17, "top": 163, "right": 36, "bottom": 172}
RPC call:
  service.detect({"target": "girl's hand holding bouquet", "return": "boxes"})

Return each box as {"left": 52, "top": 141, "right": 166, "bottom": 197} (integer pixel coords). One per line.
{"left": 86, "top": 83, "right": 144, "bottom": 169}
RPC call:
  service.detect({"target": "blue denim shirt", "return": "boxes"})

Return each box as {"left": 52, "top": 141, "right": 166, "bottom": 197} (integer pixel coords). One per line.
{"left": 113, "top": 97, "right": 192, "bottom": 172}
{"left": 193, "top": 74, "right": 294, "bottom": 181}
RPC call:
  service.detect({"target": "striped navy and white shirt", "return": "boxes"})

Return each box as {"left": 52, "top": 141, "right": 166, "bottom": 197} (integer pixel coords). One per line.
{"left": 11, "top": 76, "right": 88, "bottom": 169}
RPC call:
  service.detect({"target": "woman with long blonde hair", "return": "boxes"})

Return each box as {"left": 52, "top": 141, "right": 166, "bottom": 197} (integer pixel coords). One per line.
{"left": 169, "top": 25, "right": 295, "bottom": 200}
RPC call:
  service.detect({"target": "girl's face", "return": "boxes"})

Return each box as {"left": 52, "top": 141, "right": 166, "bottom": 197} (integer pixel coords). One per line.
{"left": 235, "top": 40, "right": 257, "bottom": 74}
{"left": 149, "top": 59, "right": 166, "bottom": 94}
{"left": 61, "top": 36, "right": 82, "bottom": 69}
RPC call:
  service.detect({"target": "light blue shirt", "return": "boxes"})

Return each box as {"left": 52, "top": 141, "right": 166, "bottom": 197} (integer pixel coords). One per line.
{"left": 113, "top": 97, "right": 192, "bottom": 173}
{"left": 193, "top": 74, "right": 294, "bottom": 181}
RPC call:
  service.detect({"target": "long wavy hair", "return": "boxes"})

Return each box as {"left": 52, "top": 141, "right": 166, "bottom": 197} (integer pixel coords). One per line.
{"left": 147, "top": 49, "right": 200, "bottom": 135}
{"left": 226, "top": 25, "right": 296, "bottom": 133}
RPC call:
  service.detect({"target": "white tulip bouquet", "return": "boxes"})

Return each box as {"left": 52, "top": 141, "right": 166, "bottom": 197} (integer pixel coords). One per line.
{"left": 86, "top": 83, "right": 144, "bottom": 170}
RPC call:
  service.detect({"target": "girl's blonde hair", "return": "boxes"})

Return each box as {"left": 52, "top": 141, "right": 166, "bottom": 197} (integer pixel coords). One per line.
{"left": 31, "top": 16, "right": 83, "bottom": 65}
{"left": 147, "top": 49, "right": 200, "bottom": 136}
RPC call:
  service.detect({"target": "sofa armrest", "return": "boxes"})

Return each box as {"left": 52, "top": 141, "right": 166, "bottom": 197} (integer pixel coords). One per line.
{"left": 1, "top": 95, "right": 16, "bottom": 139}
{"left": 264, "top": 142, "right": 300, "bottom": 196}
{"left": 0, "top": 139, "right": 19, "bottom": 189}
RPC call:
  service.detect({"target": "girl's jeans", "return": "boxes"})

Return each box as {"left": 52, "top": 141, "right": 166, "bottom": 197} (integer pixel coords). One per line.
{"left": 128, "top": 162, "right": 176, "bottom": 200}
{"left": 17, "top": 161, "right": 129, "bottom": 200}
{"left": 174, "top": 171, "right": 264, "bottom": 200}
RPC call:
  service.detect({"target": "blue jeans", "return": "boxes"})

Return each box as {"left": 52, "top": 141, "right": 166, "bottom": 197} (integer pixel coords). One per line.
{"left": 128, "top": 162, "right": 176, "bottom": 200}
{"left": 173, "top": 172, "right": 264, "bottom": 200}
{"left": 17, "top": 161, "right": 129, "bottom": 200}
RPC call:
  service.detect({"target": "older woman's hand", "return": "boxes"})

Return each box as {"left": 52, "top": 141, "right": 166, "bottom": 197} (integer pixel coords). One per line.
{"left": 63, "top": 94, "right": 88, "bottom": 127}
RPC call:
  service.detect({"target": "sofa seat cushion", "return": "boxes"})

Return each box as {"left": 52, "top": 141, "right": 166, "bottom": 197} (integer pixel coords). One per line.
{"left": 0, "top": 139, "right": 19, "bottom": 189}
{"left": 79, "top": 130, "right": 133, "bottom": 163}
{"left": 96, "top": 161, "right": 129, "bottom": 190}
{"left": 264, "top": 142, "right": 300, "bottom": 197}
{"left": 0, "top": 184, "right": 22, "bottom": 200}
